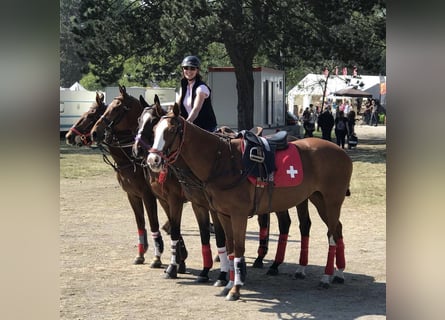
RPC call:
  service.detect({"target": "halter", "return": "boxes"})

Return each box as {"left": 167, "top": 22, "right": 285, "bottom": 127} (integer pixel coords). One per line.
{"left": 68, "top": 126, "right": 92, "bottom": 146}
{"left": 149, "top": 116, "right": 186, "bottom": 166}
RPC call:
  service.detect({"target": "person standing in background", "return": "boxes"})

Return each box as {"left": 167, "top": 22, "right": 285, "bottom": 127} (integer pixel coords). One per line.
{"left": 317, "top": 105, "right": 335, "bottom": 141}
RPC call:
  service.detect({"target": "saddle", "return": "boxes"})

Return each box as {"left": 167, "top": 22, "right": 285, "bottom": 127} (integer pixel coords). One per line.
{"left": 240, "top": 130, "right": 289, "bottom": 184}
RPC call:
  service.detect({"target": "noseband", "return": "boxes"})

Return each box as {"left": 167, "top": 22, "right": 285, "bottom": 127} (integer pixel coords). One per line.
{"left": 149, "top": 116, "right": 186, "bottom": 166}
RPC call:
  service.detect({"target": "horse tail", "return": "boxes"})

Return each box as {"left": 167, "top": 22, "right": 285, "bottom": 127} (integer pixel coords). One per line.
{"left": 345, "top": 188, "right": 351, "bottom": 196}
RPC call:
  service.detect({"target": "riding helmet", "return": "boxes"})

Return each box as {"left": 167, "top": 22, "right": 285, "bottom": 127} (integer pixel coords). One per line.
{"left": 181, "top": 56, "right": 201, "bottom": 68}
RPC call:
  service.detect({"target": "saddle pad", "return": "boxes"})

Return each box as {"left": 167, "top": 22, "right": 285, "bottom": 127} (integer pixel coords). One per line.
{"left": 247, "top": 144, "right": 304, "bottom": 187}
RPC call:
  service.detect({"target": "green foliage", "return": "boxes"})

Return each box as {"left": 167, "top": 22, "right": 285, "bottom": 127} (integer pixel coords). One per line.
{"left": 61, "top": 0, "right": 385, "bottom": 127}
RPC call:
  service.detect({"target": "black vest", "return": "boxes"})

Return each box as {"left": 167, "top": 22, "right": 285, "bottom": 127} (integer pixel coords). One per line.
{"left": 179, "top": 78, "right": 217, "bottom": 131}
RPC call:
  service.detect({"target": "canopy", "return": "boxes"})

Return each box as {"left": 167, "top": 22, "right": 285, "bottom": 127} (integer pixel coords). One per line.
{"left": 69, "top": 81, "right": 87, "bottom": 91}
{"left": 334, "top": 87, "right": 372, "bottom": 98}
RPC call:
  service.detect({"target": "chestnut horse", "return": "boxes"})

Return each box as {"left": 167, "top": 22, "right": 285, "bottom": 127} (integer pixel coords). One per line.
{"left": 134, "top": 102, "right": 298, "bottom": 291}
{"left": 147, "top": 103, "right": 353, "bottom": 301}
{"left": 65, "top": 92, "right": 107, "bottom": 147}
{"left": 65, "top": 89, "right": 164, "bottom": 268}
{"left": 91, "top": 85, "right": 227, "bottom": 282}
{"left": 132, "top": 95, "right": 228, "bottom": 284}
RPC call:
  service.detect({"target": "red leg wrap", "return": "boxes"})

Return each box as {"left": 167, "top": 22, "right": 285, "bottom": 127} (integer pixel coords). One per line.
{"left": 138, "top": 229, "right": 146, "bottom": 254}
{"left": 229, "top": 255, "right": 235, "bottom": 281}
{"left": 274, "top": 234, "right": 288, "bottom": 264}
{"left": 299, "top": 236, "right": 309, "bottom": 266}
{"left": 259, "top": 227, "right": 268, "bottom": 239}
{"left": 335, "top": 238, "right": 345, "bottom": 269}
{"left": 325, "top": 245, "right": 336, "bottom": 275}
{"left": 202, "top": 244, "right": 213, "bottom": 269}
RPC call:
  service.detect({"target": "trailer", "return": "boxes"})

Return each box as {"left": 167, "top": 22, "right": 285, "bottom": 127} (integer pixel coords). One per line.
{"left": 207, "top": 67, "right": 285, "bottom": 130}
{"left": 105, "top": 86, "right": 176, "bottom": 107}
{"left": 60, "top": 89, "right": 99, "bottom": 132}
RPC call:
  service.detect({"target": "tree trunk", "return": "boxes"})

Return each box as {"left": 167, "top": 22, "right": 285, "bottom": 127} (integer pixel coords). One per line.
{"left": 226, "top": 45, "right": 255, "bottom": 131}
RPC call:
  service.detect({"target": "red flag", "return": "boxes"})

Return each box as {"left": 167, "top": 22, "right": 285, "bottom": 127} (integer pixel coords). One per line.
{"left": 342, "top": 67, "right": 347, "bottom": 76}
{"left": 353, "top": 66, "right": 357, "bottom": 77}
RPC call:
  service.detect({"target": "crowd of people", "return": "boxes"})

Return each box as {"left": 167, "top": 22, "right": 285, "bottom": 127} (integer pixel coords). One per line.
{"left": 295, "top": 98, "right": 385, "bottom": 149}
{"left": 173, "top": 54, "right": 386, "bottom": 152}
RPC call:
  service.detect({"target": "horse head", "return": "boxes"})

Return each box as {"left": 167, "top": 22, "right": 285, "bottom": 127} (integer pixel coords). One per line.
{"left": 146, "top": 102, "right": 184, "bottom": 172}
{"left": 132, "top": 94, "right": 167, "bottom": 159}
{"left": 91, "top": 85, "right": 143, "bottom": 144}
{"left": 65, "top": 91, "right": 107, "bottom": 146}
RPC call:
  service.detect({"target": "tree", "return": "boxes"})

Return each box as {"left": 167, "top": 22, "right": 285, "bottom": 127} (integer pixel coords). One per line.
{"left": 60, "top": 0, "right": 90, "bottom": 87}
{"left": 70, "top": 0, "right": 386, "bottom": 129}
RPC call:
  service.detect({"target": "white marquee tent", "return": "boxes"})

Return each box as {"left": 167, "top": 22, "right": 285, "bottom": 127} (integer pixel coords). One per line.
{"left": 287, "top": 73, "right": 385, "bottom": 111}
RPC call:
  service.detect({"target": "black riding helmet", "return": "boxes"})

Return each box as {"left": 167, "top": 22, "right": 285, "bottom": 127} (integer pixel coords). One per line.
{"left": 181, "top": 55, "right": 201, "bottom": 69}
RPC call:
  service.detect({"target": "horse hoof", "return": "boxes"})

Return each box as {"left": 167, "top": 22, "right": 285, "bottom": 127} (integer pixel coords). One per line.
{"left": 294, "top": 272, "right": 306, "bottom": 279}
{"left": 164, "top": 264, "right": 177, "bottom": 279}
{"left": 220, "top": 286, "right": 232, "bottom": 296}
{"left": 133, "top": 256, "right": 145, "bottom": 265}
{"left": 266, "top": 267, "right": 278, "bottom": 276}
{"left": 150, "top": 258, "right": 162, "bottom": 268}
{"left": 178, "top": 261, "right": 186, "bottom": 274}
{"left": 332, "top": 276, "right": 345, "bottom": 284}
{"left": 225, "top": 292, "right": 240, "bottom": 301}
{"left": 252, "top": 257, "right": 264, "bottom": 268}
{"left": 213, "top": 279, "right": 228, "bottom": 287}
{"left": 196, "top": 275, "right": 209, "bottom": 283}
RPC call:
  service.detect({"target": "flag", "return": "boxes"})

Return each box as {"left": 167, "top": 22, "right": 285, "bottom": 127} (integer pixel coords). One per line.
{"left": 334, "top": 66, "right": 338, "bottom": 75}
{"left": 342, "top": 67, "right": 347, "bottom": 76}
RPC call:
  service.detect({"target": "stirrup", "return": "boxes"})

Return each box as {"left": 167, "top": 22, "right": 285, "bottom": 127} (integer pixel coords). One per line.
{"left": 249, "top": 147, "right": 265, "bottom": 163}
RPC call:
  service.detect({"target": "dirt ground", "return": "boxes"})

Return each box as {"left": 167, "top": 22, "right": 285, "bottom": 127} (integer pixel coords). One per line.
{"left": 60, "top": 125, "right": 386, "bottom": 320}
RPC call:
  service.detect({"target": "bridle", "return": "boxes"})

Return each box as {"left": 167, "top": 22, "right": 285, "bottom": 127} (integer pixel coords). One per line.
{"left": 134, "top": 105, "right": 161, "bottom": 153}
{"left": 97, "top": 98, "right": 134, "bottom": 147}
{"left": 100, "top": 98, "right": 130, "bottom": 132}
{"left": 149, "top": 116, "right": 186, "bottom": 166}
{"left": 68, "top": 103, "right": 107, "bottom": 146}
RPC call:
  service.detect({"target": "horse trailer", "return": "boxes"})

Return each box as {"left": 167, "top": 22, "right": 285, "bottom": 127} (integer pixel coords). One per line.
{"left": 60, "top": 89, "right": 99, "bottom": 132}
{"left": 207, "top": 67, "right": 286, "bottom": 130}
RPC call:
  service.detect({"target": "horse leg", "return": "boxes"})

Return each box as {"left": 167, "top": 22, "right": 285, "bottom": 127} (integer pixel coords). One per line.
{"left": 226, "top": 214, "right": 248, "bottom": 301}
{"left": 252, "top": 213, "right": 269, "bottom": 268}
{"left": 142, "top": 192, "right": 164, "bottom": 268}
{"left": 332, "top": 221, "right": 345, "bottom": 284}
{"left": 295, "top": 199, "right": 311, "bottom": 279}
{"left": 266, "top": 210, "right": 291, "bottom": 275}
{"left": 160, "top": 198, "right": 186, "bottom": 279}
{"left": 191, "top": 202, "right": 213, "bottom": 283}
{"left": 126, "top": 194, "right": 148, "bottom": 265}
{"left": 217, "top": 213, "right": 234, "bottom": 296}
{"left": 309, "top": 193, "right": 345, "bottom": 288}
{"left": 210, "top": 209, "right": 229, "bottom": 287}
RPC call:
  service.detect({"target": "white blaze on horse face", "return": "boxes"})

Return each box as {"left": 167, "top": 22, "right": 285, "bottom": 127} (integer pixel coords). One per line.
{"left": 137, "top": 112, "right": 152, "bottom": 135}
{"left": 146, "top": 118, "right": 169, "bottom": 171}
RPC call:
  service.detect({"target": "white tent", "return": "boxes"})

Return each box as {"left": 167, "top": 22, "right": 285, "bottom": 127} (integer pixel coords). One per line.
{"left": 68, "top": 81, "right": 87, "bottom": 91}
{"left": 287, "top": 73, "right": 385, "bottom": 111}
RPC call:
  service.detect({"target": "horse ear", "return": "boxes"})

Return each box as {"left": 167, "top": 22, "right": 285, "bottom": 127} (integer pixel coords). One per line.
{"left": 119, "top": 85, "right": 126, "bottom": 96}
{"left": 154, "top": 101, "right": 164, "bottom": 117}
{"left": 139, "top": 95, "right": 149, "bottom": 108}
{"left": 154, "top": 94, "right": 161, "bottom": 106}
{"left": 172, "top": 103, "right": 180, "bottom": 117}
